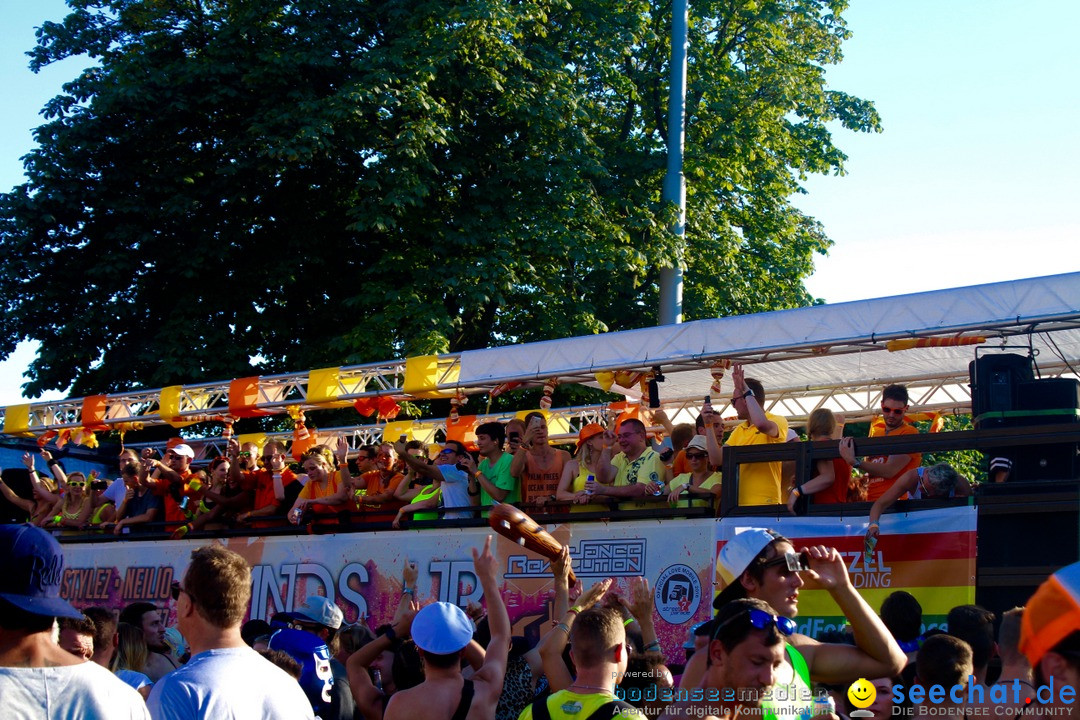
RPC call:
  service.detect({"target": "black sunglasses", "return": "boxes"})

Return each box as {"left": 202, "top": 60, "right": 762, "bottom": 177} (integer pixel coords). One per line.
{"left": 170, "top": 581, "right": 189, "bottom": 601}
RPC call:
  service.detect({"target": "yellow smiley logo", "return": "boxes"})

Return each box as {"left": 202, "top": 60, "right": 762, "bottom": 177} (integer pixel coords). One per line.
{"left": 847, "top": 678, "right": 876, "bottom": 709}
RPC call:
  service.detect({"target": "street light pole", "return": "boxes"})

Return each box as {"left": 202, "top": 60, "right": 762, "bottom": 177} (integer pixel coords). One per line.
{"left": 658, "top": 0, "right": 689, "bottom": 326}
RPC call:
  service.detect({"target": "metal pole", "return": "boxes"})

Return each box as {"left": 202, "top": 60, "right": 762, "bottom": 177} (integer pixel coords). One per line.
{"left": 658, "top": 0, "right": 688, "bottom": 326}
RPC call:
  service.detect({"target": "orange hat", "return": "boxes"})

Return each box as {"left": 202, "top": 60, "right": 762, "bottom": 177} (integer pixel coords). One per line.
{"left": 1020, "top": 562, "right": 1080, "bottom": 667}
{"left": 576, "top": 423, "right": 605, "bottom": 453}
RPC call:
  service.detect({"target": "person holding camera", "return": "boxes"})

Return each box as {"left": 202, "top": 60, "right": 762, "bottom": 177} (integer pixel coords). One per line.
{"left": 679, "top": 528, "right": 906, "bottom": 718}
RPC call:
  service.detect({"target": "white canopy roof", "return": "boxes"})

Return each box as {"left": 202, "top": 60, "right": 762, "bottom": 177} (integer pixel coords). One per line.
{"left": 459, "top": 272, "right": 1080, "bottom": 415}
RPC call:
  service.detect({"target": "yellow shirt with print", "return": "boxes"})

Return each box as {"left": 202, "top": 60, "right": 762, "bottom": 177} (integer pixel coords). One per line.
{"left": 611, "top": 448, "right": 668, "bottom": 511}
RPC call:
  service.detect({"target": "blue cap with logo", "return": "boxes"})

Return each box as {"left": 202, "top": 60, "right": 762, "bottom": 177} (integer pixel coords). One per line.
{"left": 0, "top": 524, "right": 83, "bottom": 619}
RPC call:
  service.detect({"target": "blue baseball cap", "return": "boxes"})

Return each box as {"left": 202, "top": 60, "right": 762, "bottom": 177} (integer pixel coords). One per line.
{"left": 0, "top": 524, "right": 83, "bottom": 619}
{"left": 411, "top": 602, "right": 474, "bottom": 654}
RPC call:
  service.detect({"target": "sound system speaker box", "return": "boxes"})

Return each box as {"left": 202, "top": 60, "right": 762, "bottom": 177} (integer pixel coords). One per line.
{"left": 992, "top": 378, "right": 1080, "bottom": 481}
{"left": 970, "top": 353, "right": 1034, "bottom": 421}
{"left": 1018, "top": 378, "right": 1080, "bottom": 412}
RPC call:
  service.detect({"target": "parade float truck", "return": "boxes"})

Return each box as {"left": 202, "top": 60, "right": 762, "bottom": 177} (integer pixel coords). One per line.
{"left": 3, "top": 272, "right": 1078, "bottom": 656}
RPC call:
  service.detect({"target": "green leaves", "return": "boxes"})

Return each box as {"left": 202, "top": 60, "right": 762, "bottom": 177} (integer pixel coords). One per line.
{"left": 1, "top": 0, "right": 877, "bottom": 397}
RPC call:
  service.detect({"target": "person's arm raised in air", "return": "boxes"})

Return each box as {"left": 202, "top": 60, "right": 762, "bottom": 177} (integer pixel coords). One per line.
{"left": 792, "top": 544, "right": 908, "bottom": 683}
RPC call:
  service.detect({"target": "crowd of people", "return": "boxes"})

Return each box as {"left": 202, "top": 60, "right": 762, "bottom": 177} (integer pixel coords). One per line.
{"left": 2, "top": 520, "right": 1077, "bottom": 719}
{"left": 0, "top": 366, "right": 983, "bottom": 539}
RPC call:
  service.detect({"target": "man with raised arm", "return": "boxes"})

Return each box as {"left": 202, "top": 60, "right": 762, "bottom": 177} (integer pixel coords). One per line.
{"left": 384, "top": 535, "right": 510, "bottom": 720}
{"left": 704, "top": 364, "right": 788, "bottom": 506}
{"left": 681, "top": 528, "right": 907, "bottom": 719}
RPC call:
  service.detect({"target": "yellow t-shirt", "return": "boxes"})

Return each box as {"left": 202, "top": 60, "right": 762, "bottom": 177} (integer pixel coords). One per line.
{"left": 726, "top": 412, "right": 788, "bottom": 505}
{"left": 668, "top": 471, "right": 722, "bottom": 509}
{"left": 568, "top": 462, "right": 612, "bottom": 514}
{"left": 518, "top": 690, "right": 645, "bottom": 720}
{"left": 611, "top": 448, "right": 668, "bottom": 511}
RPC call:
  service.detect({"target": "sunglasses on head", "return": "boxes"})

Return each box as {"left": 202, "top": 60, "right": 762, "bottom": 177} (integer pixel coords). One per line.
{"left": 713, "top": 608, "right": 797, "bottom": 639}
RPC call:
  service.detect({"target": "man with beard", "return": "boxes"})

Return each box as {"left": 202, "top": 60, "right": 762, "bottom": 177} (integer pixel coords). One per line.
{"left": 840, "top": 384, "right": 922, "bottom": 503}
{"left": 121, "top": 601, "right": 178, "bottom": 681}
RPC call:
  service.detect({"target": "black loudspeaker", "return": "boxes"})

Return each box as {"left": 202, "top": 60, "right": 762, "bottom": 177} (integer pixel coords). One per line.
{"left": 1008, "top": 378, "right": 1080, "bottom": 481}
{"left": 970, "top": 353, "right": 1034, "bottom": 422}
{"left": 1018, "top": 378, "right": 1080, "bottom": 412}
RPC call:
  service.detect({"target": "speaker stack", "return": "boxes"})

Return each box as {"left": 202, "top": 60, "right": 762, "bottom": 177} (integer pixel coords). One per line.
{"left": 970, "top": 353, "right": 1079, "bottom": 481}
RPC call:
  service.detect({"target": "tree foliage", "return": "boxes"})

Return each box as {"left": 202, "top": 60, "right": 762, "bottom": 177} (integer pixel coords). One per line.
{"left": 0, "top": 0, "right": 879, "bottom": 397}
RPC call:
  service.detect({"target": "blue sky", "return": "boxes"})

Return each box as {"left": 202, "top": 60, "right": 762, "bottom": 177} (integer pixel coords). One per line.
{"left": 1, "top": 0, "right": 1078, "bottom": 405}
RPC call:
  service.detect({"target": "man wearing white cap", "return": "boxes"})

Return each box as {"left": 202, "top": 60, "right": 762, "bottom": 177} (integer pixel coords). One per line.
{"left": 143, "top": 443, "right": 201, "bottom": 531}
{"left": 681, "top": 528, "right": 905, "bottom": 719}
{"left": 0, "top": 524, "right": 149, "bottom": 718}
{"left": 385, "top": 535, "right": 509, "bottom": 720}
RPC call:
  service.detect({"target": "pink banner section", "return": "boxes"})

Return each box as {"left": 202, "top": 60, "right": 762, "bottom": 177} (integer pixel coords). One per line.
{"left": 60, "top": 518, "right": 718, "bottom": 658}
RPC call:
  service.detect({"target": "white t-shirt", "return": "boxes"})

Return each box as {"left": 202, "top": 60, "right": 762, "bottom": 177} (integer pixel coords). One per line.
{"left": 0, "top": 658, "right": 150, "bottom": 719}
{"left": 146, "top": 645, "right": 314, "bottom": 720}
{"left": 105, "top": 478, "right": 130, "bottom": 505}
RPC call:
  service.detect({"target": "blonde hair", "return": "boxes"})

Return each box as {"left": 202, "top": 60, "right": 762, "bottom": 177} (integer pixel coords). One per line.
{"left": 111, "top": 622, "right": 149, "bottom": 674}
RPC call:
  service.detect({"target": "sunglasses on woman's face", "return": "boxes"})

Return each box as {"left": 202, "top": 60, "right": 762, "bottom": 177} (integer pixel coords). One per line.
{"left": 67, "top": 481, "right": 86, "bottom": 488}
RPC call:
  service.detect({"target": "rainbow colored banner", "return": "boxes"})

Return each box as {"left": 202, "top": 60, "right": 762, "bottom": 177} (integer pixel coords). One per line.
{"left": 714, "top": 506, "right": 977, "bottom": 636}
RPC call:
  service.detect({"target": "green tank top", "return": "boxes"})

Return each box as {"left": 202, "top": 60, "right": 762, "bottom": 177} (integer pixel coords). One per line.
{"left": 762, "top": 643, "right": 813, "bottom": 720}
{"left": 411, "top": 484, "right": 441, "bottom": 521}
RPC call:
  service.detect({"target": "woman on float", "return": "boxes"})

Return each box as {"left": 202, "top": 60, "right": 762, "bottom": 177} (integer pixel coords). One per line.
{"left": 787, "top": 408, "right": 851, "bottom": 513}
{"left": 287, "top": 444, "right": 347, "bottom": 524}
{"left": 1, "top": 453, "right": 60, "bottom": 525}
{"left": 665, "top": 435, "right": 722, "bottom": 509}
{"left": 555, "top": 423, "right": 615, "bottom": 513}
{"left": 40, "top": 470, "right": 93, "bottom": 528}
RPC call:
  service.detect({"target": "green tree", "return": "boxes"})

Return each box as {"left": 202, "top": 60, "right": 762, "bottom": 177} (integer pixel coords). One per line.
{"left": 1, "top": 0, "right": 879, "bottom": 397}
